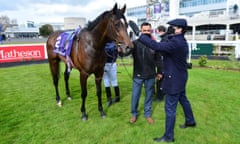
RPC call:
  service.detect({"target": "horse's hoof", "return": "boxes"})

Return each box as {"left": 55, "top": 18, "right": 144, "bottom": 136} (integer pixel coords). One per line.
{"left": 81, "top": 115, "right": 88, "bottom": 121}
{"left": 57, "top": 101, "right": 62, "bottom": 107}
{"left": 67, "top": 97, "right": 72, "bottom": 101}
{"left": 101, "top": 115, "right": 106, "bottom": 119}
{"left": 101, "top": 112, "right": 106, "bottom": 119}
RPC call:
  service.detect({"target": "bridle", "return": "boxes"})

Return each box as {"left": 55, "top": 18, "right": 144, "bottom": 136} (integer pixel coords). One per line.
{"left": 107, "top": 13, "right": 129, "bottom": 47}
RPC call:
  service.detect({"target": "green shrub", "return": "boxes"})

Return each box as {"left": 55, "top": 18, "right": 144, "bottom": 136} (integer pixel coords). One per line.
{"left": 198, "top": 55, "right": 207, "bottom": 67}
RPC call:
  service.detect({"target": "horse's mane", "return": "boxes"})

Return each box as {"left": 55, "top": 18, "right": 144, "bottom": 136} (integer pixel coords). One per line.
{"left": 87, "top": 11, "right": 109, "bottom": 31}
{"left": 86, "top": 8, "right": 126, "bottom": 31}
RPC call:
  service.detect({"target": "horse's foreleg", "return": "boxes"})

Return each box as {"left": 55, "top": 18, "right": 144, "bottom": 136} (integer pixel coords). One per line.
{"left": 80, "top": 74, "right": 88, "bottom": 121}
{"left": 64, "top": 65, "right": 72, "bottom": 100}
{"left": 95, "top": 78, "right": 106, "bottom": 118}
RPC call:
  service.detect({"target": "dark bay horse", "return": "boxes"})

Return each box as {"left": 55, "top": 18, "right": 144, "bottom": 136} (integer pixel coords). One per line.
{"left": 46, "top": 3, "right": 133, "bottom": 120}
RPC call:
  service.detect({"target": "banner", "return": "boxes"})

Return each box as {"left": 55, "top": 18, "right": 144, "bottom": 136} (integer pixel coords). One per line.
{"left": 228, "top": 0, "right": 240, "bottom": 18}
{"left": 0, "top": 44, "right": 46, "bottom": 63}
{"left": 147, "top": 0, "right": 159, "bottom": 5}
{"left": 146, "top": 5, "right": 154, "bottom": 19}
{"left": 161, "top": 1, "right": 169, "bottom": 16}
{"left": 154, "top": 3, "right": 161, "bottom": 14}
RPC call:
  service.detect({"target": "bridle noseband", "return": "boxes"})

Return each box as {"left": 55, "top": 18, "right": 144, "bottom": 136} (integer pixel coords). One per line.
{"left": 107, "top": 14, "right": 128, "bottom": 46}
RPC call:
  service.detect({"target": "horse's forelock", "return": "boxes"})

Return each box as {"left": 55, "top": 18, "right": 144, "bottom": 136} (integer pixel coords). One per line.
{"left": 115, "top": 9, "right": 127, "bottom": 26}
{"left": 115, "top": 9, "right": 124, "bottom": 19}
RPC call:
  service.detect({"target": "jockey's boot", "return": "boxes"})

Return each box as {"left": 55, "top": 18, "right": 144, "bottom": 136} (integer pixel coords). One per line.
{"left": 113, "top": 86, "right": 120, "bottom": 103}
{"left": 105, "top": 87, "right": 112, "bottom": 107}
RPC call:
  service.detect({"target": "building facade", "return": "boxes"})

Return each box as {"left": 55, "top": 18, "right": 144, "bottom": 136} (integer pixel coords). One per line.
{"left": 126, "top": 0, "right": 240, "bottom": 41}
{"left": 64, "top": 17, "right": 86, "bottom": 30}
{"left": 126, "top": 0, "right": 240, "bottom": 58}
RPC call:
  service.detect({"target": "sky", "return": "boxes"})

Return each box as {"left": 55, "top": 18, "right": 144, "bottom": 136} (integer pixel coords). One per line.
{"left": 0, "top": 0, "right": 146, "bottom": 25}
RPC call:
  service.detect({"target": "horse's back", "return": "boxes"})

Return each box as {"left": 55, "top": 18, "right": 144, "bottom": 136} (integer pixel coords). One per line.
{"left": 47, "top": 31, "right": 65, "bottom": 57}
{"left": 47, "top": 31, "right": 63, "bottom": 49}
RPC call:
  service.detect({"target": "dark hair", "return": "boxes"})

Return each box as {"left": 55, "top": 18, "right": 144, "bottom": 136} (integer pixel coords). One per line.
{"left": 181, "top": 27, "right": 187, "bottom": 34}
{"left": 141, "top": 22, "right": 151, "bottom": 28}
{"left": 169, "top": 25, "right": 187, "bottom": 34}
{"left": 175, "top": 26, "right": 187, "bottom": 34}
{"left": 166, "top": 26, "right": 175, "bottom": 35}
{"left": 157, "top": 25, "right": 166, "bottom": 32}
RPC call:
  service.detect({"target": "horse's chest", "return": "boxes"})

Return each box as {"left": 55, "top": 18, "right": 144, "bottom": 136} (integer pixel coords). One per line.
{"left": 84, "top": 51, "right": 105, "bottom": 71}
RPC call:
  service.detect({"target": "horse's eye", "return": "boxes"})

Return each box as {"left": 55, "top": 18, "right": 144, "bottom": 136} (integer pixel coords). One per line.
{"left": 115, "top": 22, "right": 121, "bottom": 27}
{"left": 115, "top": 20, "right": 127, "bottom": 29}
{"left": 126, "top": 23, "right": 128, "bottom": 28}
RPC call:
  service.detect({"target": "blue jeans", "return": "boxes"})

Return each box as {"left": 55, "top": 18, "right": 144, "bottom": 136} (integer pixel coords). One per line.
{"left": 164, "top": 90, "right": 195, "bottom": 140}
{"left": 131, "top": 77, "right": 155, "bottom": 118}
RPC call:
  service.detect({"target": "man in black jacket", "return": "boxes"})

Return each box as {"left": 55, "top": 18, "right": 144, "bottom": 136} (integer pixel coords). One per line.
{"left": 125, "top": 22, "right": 162, "bottom": 124}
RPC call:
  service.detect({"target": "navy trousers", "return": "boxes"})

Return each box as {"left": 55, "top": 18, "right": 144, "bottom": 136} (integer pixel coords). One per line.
{"left": 164, "top": 90, "right": 195, "bottom": 140}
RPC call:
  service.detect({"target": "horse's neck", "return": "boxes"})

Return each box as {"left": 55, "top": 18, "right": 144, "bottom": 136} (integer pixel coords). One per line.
{"left": 91, "top": 22, "right": 109, "bottom": 48}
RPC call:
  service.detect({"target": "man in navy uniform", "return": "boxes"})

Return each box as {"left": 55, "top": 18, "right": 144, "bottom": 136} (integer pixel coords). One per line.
{"left": 103, "top": 41, "right": 120, "bottom": 107}
{"left": 139, "top": 18, "right": 196, "bottom": 142}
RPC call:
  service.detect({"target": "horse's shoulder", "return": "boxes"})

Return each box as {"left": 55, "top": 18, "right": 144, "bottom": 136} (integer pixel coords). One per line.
{"left": 78, "top": 29, "right": 92, "bottom": 41}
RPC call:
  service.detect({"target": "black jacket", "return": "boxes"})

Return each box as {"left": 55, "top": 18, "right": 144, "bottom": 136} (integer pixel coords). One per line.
{"left": 124, "top": 39, "right": 161, "bottom": 79}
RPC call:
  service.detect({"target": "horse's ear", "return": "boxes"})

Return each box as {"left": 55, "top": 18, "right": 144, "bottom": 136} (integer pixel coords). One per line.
{"left": 121, "top": 4, "right": 126, "bottom": 14}
{"left": 112, "top": 3, "right": 118, "bottom": 12}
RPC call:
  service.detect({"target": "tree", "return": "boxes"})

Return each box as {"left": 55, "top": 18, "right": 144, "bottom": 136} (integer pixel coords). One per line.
{"left": 0, "top": 15, "right": 17, "bottom": 32}
{"left": 233, "top": 4, "right": 238, "bottom": 14}
{"left": 0, "top": 15, "right": 10, "bottom": 32}
{"left": 39, "top": 24, "right": 54, "bottom": 37}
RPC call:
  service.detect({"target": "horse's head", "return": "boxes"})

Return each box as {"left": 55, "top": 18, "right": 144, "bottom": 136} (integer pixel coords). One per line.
{"left": 106, "top": 3, "right": 134, "bottom": 48}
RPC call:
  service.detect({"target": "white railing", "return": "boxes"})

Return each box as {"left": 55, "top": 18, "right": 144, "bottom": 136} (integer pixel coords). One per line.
{"left": 187, "top": 40, "right": 240, "bottom": 61}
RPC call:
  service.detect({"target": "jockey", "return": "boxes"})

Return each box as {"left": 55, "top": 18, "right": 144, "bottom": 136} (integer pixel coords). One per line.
{"left": 103, "top": 41, "right": 120, "bottom": 107}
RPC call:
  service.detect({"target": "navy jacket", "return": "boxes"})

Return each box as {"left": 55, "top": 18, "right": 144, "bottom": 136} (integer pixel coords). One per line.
{"left": 105, "top": 42, "right": 118, "bottom": 63}
{"left": 139, "top": 34, "right": 188, "bottom": 94}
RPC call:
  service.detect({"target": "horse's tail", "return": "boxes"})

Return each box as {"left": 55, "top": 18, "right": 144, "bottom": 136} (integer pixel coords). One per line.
{"left": 46, "top": 32, "right": 62, "bottom": 84}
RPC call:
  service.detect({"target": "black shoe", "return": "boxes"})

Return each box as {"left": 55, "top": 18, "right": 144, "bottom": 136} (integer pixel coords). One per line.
{"left": 113, "top": 97, "right": 120, "bottom": 103}
{"left": 153, "top": 136, "right": 174, "bottom": 143}
{"left": 106, "top": 100, "right": 112, "bottom": 107}
{"left": 179, "top": 123, "right": 196, "bottom": 129}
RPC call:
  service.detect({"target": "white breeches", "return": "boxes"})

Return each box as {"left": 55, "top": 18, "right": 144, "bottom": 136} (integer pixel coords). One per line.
{"left": 103, "top": 62, "right": 118, "bottom": 87}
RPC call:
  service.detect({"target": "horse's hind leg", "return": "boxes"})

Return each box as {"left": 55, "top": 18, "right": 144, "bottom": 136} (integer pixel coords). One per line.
{"left": 64, "top": 64, "right": 72, "bottom": 100}
{"left": 49, "top": 58, "right": 62, "bottom": 107}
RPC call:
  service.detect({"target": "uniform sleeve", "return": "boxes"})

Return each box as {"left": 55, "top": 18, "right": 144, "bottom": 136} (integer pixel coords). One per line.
{"left": 139, "top": 34, "right": 175, "bottom": 54}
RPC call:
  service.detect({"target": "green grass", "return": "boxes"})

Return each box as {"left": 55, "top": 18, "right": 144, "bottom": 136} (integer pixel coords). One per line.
{"left": 190, "top": 58, "right": 240, "bottom": 70}
{"left": 0, "top": 60, "right": 240, "bottom": 144}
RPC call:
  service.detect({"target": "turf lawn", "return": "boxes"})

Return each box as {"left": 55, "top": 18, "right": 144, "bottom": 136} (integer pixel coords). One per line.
{"left": 0, "top": 59, "right": 240, "bottom": 144}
